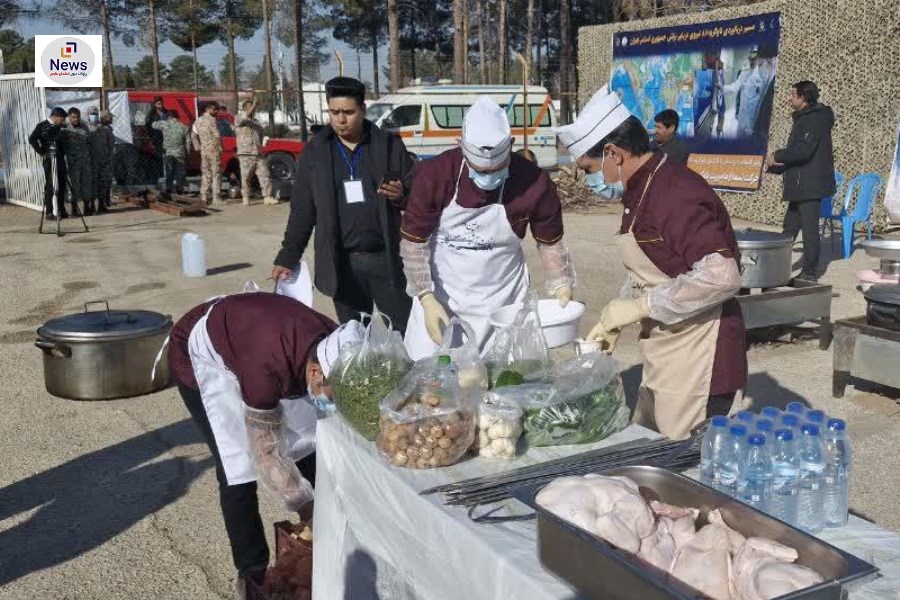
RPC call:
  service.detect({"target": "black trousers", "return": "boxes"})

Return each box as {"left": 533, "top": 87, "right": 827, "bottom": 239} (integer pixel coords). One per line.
{"left": 177, "top": 382, "right": 316, "bottom": 575}
{"left": 706, "top": 391, "right": 737, "bottom": 419}
{"left": 333, "top": 251, "right": 413, "bottom": 335}
{"left": 42, "top": 156, "right": 67, "bottom": 216}
{"left": 782, "top": 199, "right": 823, "bottom": 277}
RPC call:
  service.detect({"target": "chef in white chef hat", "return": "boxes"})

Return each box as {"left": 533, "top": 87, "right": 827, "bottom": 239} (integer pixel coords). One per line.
{"left": 399, "top": 97, "right": 577, "bottom": 360}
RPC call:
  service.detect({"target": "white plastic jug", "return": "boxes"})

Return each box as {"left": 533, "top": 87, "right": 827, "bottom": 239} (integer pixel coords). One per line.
{"left": 181, "top": 232, "right": 207, "bottom": 277}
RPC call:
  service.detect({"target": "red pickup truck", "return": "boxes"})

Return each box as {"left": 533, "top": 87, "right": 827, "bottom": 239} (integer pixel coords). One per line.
{"left": 115, "top": 90, "right": 305, "bottom": 197}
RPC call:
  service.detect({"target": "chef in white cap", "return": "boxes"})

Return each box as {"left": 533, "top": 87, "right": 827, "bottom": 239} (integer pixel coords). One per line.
{"left": 400, "top": 97, "right": 576, "bottom": 359}
{"left": 168, "top": 290, "right": 363, "bottom": 597}
{"left": 555, "top": 85, "right": 747, "bottom": 440}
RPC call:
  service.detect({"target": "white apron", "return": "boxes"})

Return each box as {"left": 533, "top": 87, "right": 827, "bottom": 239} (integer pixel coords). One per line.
{"left": 405, "top": 163, "right": 529, "bottom": 360}
{"left": 187, "top": 298, "right": 317, "bottom": 486}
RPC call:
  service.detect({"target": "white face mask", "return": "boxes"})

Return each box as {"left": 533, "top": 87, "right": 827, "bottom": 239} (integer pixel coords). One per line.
{"left": 469, "top": 166, "right": 509, "bottom": 190}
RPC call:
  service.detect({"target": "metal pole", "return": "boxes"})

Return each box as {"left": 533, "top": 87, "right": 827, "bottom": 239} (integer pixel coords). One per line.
{"left": 334, "top": 51, "right": 345, "bottom": 76}
{"left": 515, "top": 52, "right": 529, "bottom": 153}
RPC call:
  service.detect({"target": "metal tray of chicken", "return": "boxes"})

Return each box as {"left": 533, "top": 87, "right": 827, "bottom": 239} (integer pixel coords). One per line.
{"left": 518, "top": 465, "right": 878, "bottom": 600}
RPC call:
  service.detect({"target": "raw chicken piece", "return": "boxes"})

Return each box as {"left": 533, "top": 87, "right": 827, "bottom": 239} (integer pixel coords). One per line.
{"left": 638, "top": 517, "right": 678, "bottom": 570}
{"left": 708, "top": 509, "right": 747, "bottom": 554}
{"left": 670, "top": 524, "right": 734, "bottom": 600}
{"left": 536, "top": 476, "right": 601, "bottom": 533}
{"left": 650, "top": 500, "right": 700, "bottom": 521}
{"left": 730, "top": 537, "right": 824, "bottom": 600}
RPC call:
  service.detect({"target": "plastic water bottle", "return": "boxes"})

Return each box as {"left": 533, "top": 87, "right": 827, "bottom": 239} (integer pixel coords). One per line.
{"left": 701, "top": 416, "right": 731, "bottom": 486}
{"left": 770, "top": 429, "right": 800, "bottom": 526}
{"left": 823, "top": 419, "right": 852, "bottom": 527}
{"left": 780, "top": 413, "right": 800, "bottom": 433}
{"left": 734, "top": 410, "right": 755, "bottom": 427}
{"left": 715, "top": 424, "right": 748, "bottom": 497}
{"left": 761, "top": 406, "right": 782, "bottom": 421}
{"left": 786, "top": 402, "right": 807, "bottom": 417}
{"left": 805, "top": 410, "right": 827, "bottom": 436}
{"left": 181, "top": 232, "right": 207, "bottom": 277}
{"left": 797, "top": 424, "right": 826, "bottom": 534}
{"left": 755, "top": 418, "right": 774, "bottom": 436}
{"left": 740, "top": 434, "right": 773, "bottom": 510}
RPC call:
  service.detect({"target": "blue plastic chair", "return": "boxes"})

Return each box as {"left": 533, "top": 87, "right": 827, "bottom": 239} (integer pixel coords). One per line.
{"left": 820, "top": 171, "right": 845, "bottom": 250}
{"left": 837, "top": 173, "right": 884, "bottom": 259}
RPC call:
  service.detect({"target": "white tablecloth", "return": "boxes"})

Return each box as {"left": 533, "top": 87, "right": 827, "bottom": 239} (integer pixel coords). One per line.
{"left": 312, "top": 416, "right": 900, "bottom": 600}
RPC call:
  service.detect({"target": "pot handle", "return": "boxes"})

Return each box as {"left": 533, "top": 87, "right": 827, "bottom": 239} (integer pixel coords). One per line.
{"left": 35, "top": 339, "right": 72, "bottom": 358}
{"left": 85, "top": 300, "right": 111, "bottom": 325}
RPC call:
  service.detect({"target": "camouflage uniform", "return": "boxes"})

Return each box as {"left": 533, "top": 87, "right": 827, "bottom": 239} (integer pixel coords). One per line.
{"left": 194, "top": 113, "right": 222, "bottom": 204}
{"left": 152, "top": 118, "right": 191, "bottom": 194}
{"left": 236, "top": 112, "right": 275, "bottom": 205}
{"left": 62, "top": 122, "right": 92, "bottom": 213}
{"left": 88, "top": 116, "right": 115, "bottom": 211}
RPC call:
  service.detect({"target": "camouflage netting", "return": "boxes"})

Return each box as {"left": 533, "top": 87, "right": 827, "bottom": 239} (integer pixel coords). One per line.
{"left": 578, "top": 0, "right": 900, "bottom": 230}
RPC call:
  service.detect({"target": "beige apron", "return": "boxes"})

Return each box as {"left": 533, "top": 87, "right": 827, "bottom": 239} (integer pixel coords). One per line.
{"left": 618, "top": 155, "right": 722, "bottom": 440}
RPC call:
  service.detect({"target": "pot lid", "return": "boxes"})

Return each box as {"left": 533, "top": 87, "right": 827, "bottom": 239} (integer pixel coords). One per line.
{"left": 862, "top": 238, "right": 900, "bottom": 261}
{"left": 864, "top": 284, "right": 900, "bottom": 306}
{"left": 735, "top": 229, "right": 793, "bottom": 249}
{"left": 38, "top": 305, "right": 172, "bottom": 342}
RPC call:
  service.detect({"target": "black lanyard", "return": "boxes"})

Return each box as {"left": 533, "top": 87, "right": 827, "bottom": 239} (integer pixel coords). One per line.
{"left": 335, "top": 140, "right": 363, "bottom": 180}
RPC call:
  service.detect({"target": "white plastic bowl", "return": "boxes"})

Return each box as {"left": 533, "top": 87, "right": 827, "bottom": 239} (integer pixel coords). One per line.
{"left": 488, "top": 300, "right": 586, "bottom": 349}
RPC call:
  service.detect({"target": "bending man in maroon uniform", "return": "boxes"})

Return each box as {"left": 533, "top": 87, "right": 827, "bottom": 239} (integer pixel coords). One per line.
{"left": 168, "top": 291, "right": 363, "bottom": 598}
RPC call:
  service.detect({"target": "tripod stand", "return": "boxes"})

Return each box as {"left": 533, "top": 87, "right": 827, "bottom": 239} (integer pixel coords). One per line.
{"left": 38, "top": 148, "right": 89, "bottom": 237}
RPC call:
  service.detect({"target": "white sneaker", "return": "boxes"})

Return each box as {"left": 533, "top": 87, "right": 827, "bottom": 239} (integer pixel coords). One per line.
{"left": 242, "top": 197, "right": 251, "bottom": 206}
{"left": 263, "top": 196, "right": 279, "bottom": 205}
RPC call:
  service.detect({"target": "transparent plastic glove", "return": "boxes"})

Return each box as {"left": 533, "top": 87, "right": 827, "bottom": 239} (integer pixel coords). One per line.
{"left": 554, "top": 285, "right": 572, "bottom": 307}
{"left": 600, "top": 296, "right": 651, "bottom": 331}
{"left": 537, "top": 240, "right": 577, "bottom": 295}
{"left": 420, "top": 293, "right": 450, "bottom": 344}
{"left": 400, "top": 238, "right": 434, "bottom": 297}
{"left": 646, "top": 253, "right": 741, "bottom": 325}
{"left": 245, "top": 405, "right": 314, "bottom": 512}
{"left": 586, "top": 321, "right": 621, "bottom": 352}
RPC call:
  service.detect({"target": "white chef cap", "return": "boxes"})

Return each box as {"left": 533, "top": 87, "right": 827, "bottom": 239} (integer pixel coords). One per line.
{"left": 316, "top": 320, "right": 365, "bottom": 378}
{"left": 461, "top": 97, "right": 513, "bottom": 170}
{"left": 554, "top": 84, "right": 632, "bottom": 160}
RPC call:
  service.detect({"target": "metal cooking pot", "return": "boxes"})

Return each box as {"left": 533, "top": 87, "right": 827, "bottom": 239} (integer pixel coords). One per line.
{"left": 36, "top": 301, "right": 172, "bottom": 400}
{"left": 735, "top": 229, "right": 793, "bottom": 289}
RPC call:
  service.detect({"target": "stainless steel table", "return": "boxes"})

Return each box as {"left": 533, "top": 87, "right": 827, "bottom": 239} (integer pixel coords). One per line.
{"left": 832, "top": 316, "right": 900, "bottom": 397}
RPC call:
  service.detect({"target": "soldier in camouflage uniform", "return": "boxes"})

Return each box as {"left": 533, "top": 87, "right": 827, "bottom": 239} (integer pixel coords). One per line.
{"left": 63, "top": 107, "right": 93, "bottom": 215}
{"left": 236, "top": 99, "right": 277, "bottom": 206}
{"left": 194, "top": 101, "right": 223, "bottom": 205}
{"left": 87, "top": 107, "right": 116, "bottom": 213}
{"left": 152, "top": 110, "right": 192, "bottom": 197}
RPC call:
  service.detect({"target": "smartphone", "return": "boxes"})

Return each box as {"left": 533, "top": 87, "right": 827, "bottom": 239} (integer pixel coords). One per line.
{"left": 381, "top": 171, "right": 401, "bottom": 185}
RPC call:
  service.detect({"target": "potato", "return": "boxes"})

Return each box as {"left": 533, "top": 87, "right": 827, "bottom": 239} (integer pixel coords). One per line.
{"left": 396, "top": 437, "right": 409, "bottom": 451}
{"left": 438, "top": 437, "right": 452, "bottom": 449}
{"left": 429, "top": 425, "right": 443, "bottom": 438}
{"left": 413, "top": 434, "right": 425, "bottom": 447}
{"left": 419, "top": 446, "right": 433, "bottom": 459}
{"left": 415, "top": 458, "right": 428, "bottom": 469}
{"left": 391, "top": 452, "right": 409, "bottom": 466}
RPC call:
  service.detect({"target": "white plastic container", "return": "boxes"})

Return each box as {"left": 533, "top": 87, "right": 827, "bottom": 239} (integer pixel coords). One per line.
{"left": 489, "top": 300, "right": 586, "bottom": 349}
{"left": 181, "top": 232, "right": 207, "bottom": 278}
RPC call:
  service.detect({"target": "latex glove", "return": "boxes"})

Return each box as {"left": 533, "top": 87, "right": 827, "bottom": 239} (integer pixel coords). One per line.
{"left": 586, "top": 321, "right": 621, "bottom": 352}
{"left": 420, "top": 293, "right": 450, "bottom": 344}
{"left": 599, "top": 296, "right": 650, "bottom": 332}
{"left": 554, "top": 285, "right": 572, "bottom": 307}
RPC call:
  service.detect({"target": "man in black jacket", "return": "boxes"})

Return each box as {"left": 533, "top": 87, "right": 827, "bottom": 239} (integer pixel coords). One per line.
{"left": 272, "top": 77, "right": 415, "bottom": 332}
{"left": 766, "top": 81, "right": 835, "bottom": 281}
{"left": 28, "top": 107, "right": 69, "bottom": 220}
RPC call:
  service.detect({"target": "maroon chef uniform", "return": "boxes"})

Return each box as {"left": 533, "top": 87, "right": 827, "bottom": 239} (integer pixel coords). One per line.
{"left": 169, "top": 292, "right": 336, "bottom": 581}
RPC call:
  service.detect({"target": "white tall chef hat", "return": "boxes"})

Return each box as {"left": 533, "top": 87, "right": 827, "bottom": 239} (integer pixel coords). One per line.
{"left": 461, "top": 97, "right": 513, "bottom": 170}
{"left": 316, "top": 320, "right": 365, "bottom": 378}
{"left": 554, "top": 84, "right": 633, "bottom": 160}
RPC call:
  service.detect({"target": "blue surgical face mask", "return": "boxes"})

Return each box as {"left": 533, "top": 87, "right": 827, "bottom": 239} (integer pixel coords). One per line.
{"left": 584, "top": 156, "right": 624, "bottom": 200}
{"left": 307, "top": 386, "right": 335, "bottom": 415}
{"left": 469, "top": 166, "right": 509, "bottom": 191}
{"left": 89, "top": 114, "right": 99, "bottom": 124}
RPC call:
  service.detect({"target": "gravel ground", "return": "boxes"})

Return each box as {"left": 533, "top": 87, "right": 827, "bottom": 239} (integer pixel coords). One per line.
{"left": 0, "top": 197, "right": 898, "bottom": 599}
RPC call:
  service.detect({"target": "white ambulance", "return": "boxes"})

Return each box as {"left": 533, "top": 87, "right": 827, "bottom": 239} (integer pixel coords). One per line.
{"left": 367, "top": 84, "right": 560, "bottom": 168}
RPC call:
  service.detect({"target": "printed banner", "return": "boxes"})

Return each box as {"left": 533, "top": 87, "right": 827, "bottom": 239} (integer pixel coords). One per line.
{"left": 611, "top": 13, "right": 782, "bottom": 191}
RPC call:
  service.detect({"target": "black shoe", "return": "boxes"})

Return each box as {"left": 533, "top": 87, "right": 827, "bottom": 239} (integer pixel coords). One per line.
{"left": 798, "top": 272, "right": 819, "bottom": 282}
{"left": 97, "top": 205, "right": 109, "bottom": 214}
{"left": 58, "top": 210, "right": 69, "bottom": 219}
{"left": 45, "top": 214, "right": 57, "bottom": 221}
{"left": 85, "top": 205, "right": 95, "bottom": 216}
{"left": 70, "top": 205, "right": 81, "bottom": 217}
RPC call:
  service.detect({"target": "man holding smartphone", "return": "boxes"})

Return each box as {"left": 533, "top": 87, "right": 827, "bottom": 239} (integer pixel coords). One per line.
{"left": 272, "top": 77, "right": 415, "bottom": 333}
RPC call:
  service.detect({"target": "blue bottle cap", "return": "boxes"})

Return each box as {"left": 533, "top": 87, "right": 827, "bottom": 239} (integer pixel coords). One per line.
{"left": 780, "top": 414, "right": 800, "bottom": 427}
{"left": 775, "top": 429, "right": 794, "bottom": 442}
{"left": 806, "top": 409, "right": 826, "bottom": 423}
{"left": 827, "top": 418, "right": 846, "bottom": 432}
{"left": 786, "top": 402, "right": 807, "bottom": 414}
{"left": 761, "top": 406, "right": 781, "bottom": 419}
{"left": 711, "top": 415, "right": 729, "bottom": 428}
{"left": 801, "top": 424, "right": 819, "bottom": 437}
{"left": 748, "top": 434, "right": 766, "bottom": 446}
{"left": 735, "top": 410, "right": 755, "bottom": 423}
{"left": 730, "top": 424, "right": 748, "bottom": 437}
{"left": 756, "top": 418, "right": 773, "bottom": 432}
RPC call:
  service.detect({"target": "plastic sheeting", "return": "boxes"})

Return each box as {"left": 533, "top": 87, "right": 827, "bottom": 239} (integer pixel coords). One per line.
{"left": 313, "top": 415, "right": 900, "bottom": 600}
{"left": 44, "top": 90, "right": 133, "bottom": 145}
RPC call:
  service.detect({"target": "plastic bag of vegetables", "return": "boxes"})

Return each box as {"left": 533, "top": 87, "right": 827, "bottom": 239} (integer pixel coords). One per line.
{"left": 497, "top": 352, "right": 629, "bottom": 447}
{"left": 438, "top": 317, "right": 489, "bottom": 399}
{"left": 330, "top": 310, "right": 412, "bottom": 440}
{"left": 376, "top": 355, "right": 476, "bottom": 469}
{"left": 474, "top": 393, "right": 523, "bottom": 459}
{"left": 485, "top": 291, "right": 551, "bottom": 388}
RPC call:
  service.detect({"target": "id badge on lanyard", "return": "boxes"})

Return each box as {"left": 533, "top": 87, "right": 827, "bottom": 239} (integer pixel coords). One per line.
{"left": 337, "top": 141, "right": 366, "bottom": 204}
